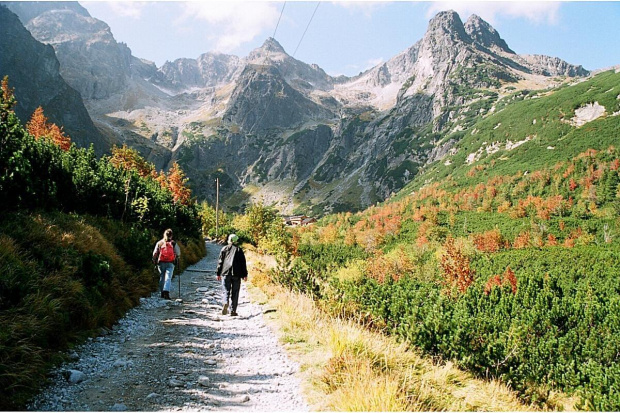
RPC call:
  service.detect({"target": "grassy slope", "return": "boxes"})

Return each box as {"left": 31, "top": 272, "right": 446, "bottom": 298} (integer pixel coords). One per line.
{"left": 395, "top": 69, "right": 620, "bottom": 199}
{"left": 0, "top": 211, "right": 206, "bottom": 410}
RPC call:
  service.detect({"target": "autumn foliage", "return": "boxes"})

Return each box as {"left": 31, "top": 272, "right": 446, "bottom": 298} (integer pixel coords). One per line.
{"left": 484, "top": 267, "right": 517, "bottom": 295}
{"left": 473, "top": 229, "right": 506, "bottom": 252}
{"left": 26, "top": 106, "right": 71, "bottom": 151}
{"left": 110, "top": 145, "right": 155, "bottom": 178}
{"left": 440, "top": 237, "right": 474, "bottom": 294}
{"left": 164, "top": 162, "right": 192, "bottom": 206}
{"left": 109, "top": 146, "right": 192, "bottom": 206}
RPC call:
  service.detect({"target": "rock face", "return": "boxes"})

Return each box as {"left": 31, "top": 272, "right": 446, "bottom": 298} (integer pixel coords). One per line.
{"left": 160, "top": 53, "right": 242, "bottom": 91}
{"left": 464, "top": 14, "right": 514, "bottom": 54}
{"left": 5, "top": 2, "right": 132, "bottom": 100}
{"left": 1, "top": 3, "right": 592, "bottom": 214}
{"left": 0, "top": 5, "right": 107, "bottom": 154}
{"left": 223, "top": 64, "right": 335, "bottom": 132}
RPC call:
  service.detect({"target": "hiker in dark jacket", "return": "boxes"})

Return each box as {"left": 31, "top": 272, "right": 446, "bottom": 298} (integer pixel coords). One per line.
{"left": 153, "top": 228, "right": 181, "bottom": 300}
{"left": 216, "top": 234, "right": 248, "bottom": 316}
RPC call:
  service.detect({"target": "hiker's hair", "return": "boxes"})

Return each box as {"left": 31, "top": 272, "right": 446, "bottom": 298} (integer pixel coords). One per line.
{"left": 164, "top": 229, "right": 173, "bottom": 242}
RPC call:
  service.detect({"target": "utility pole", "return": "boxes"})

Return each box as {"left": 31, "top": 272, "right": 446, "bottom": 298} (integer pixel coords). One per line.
{"left": 215, "top": 177, "right": 219, "bottom": 239}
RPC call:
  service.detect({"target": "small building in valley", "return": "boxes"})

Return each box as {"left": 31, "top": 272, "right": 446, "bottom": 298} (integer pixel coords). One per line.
{"left": 283, "top": 215, "right": 316, "bottom": 226}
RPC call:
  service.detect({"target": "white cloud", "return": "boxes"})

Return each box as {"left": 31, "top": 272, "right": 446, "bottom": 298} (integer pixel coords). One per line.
{"left": 178, "top": 2, "right": 281, "bottom": 52}
{"left": 107, "top": 1, "right": 149, "bottom": 19}
{"left": 425, "top": 1, "right": 561, "bottom": 25}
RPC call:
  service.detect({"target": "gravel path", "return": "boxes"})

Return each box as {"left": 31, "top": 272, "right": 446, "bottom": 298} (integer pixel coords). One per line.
{"left": 28, "top": 242, "right": 309, "bottom": 411}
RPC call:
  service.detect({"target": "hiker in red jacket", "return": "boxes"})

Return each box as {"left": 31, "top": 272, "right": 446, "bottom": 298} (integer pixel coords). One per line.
{"left": 152, "top": 228, "right": 181, "bottom": 300}
{"left": 216, "top": 234, "right": 248, "bottom": 316}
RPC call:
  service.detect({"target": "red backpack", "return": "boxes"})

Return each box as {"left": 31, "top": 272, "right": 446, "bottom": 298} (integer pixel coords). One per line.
{"left": 159, "top": 241, "right": 176, "bottom": 262}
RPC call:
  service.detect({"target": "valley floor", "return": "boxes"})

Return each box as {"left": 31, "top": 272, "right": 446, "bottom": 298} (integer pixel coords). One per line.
{"left": 28, "top": 242, "right": 308, "bottom": 411}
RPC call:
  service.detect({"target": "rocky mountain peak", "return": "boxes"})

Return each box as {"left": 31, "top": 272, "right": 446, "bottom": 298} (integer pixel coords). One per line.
{"left": 424, "top": 10, "right": 470, "bottom": 45}
{"left": 0, "top": 1, "right": 90, "bottom": 23}
{"left": 247, "top": 37, "right": 289, "bottom": 65}
{"left": 261, "top": 37, "right": 287, "bottom": 54}
{"left": 464, "top": 14, "right": 514, "bottom": 54}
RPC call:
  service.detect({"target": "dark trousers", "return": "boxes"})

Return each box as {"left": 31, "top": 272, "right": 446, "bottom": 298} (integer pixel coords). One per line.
{"left": 222, "top": 276, "right": 241, "bottom": 311}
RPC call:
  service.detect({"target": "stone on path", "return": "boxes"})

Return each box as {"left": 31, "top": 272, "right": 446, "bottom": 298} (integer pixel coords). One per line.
{"left": 169, "top": 378, "right": 184, "bottom": 387}
{"left": 110, "top": 403, "right": 128, "bottom": 411}
{"left": 66, "top": 370, "right": 86, "bottom": 384}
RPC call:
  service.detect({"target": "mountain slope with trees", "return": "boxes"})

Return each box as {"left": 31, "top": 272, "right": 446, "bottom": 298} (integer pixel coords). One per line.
{"left": 0, "top": 78, "right": 205, "bottom": 410}
{"left": 258, "top": 69, "right": 620, "bottom": 410}
{"left": 1, "top": 3, "right": 591, "bottom": 214}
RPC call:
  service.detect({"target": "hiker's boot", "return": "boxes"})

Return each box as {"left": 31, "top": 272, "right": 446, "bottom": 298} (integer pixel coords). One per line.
{"left": 160, "top": 291, "right": 165, "bottom": 298}
{"left": 222, "top": 303, "right": 229, "bottom": 315}
{"left": 163, "top": 291, "right": 171, "bottom": 300}
{"left": 230, "top": 310, "right": 238, "bottom": 316}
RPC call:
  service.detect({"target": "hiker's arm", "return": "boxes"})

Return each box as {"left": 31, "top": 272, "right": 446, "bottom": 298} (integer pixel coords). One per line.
{"left": 152, "top": 243, "right": 160, "bottom": 264}
{"left": 174, "top": 243, "right": 181, "bottom": 265}
{"left": 216, "top": 249, "right": 225, "bottom": 280}
{"left": 239, "top": 249, "right": 248, "bottom": 280}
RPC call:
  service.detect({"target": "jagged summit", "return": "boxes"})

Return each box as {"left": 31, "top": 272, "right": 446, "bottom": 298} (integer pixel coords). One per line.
{"left": 247, "top": 37, "right": 289, "bottom": 64}
{"left": 424, "top": 10, "right": 470, "bottom": 44}
{"left": 261, "top": 37, "right": 287, "bottom": 54}
{"left": 464, "top": 14, "right": 514, "bottom": 54}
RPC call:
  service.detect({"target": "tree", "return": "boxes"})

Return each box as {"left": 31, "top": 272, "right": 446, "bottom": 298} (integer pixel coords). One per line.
{"left": 109, "top": 145, "right": 155, "bottom": 178}
{"left": 165, "top": 162, "right": 192, "bottom": 206}
{"left": 198, "top": 201, "right": 229, "bottom": 237}
{"left": 26, "top": 106, "right": 71, "bottom": 151}
{"left": 440, "top": 237, "right": 474, "bottom": 294}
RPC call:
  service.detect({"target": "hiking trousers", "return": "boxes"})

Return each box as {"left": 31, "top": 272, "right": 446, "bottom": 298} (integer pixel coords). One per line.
{"left": 221, "top": 276, "right": 241, "bottom": 312}
{"left": 158, "top": 262, "right": 174, "bottom": 293}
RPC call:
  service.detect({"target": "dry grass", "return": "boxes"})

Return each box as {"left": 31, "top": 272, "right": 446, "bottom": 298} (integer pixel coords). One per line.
{"left": 245, "top": 248, "right": 575, "bottom": 411}
{"left": 0, "top": 211, "right": 206, "bottom": 409}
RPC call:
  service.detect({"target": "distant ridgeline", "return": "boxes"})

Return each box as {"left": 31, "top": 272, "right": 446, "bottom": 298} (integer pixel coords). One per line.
{"left": 0, "top": 78, "right": 205, "bottom": 410}
{"left": 268, "top": 69, "right": 620, "bottom": 410}
{"left": 0, "top": 3, "right": 594, "bottom": 215}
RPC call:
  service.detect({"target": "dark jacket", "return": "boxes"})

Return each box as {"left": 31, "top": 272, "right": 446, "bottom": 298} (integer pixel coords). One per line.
{"left": 216, "top": 245, "right": 248, "bottom": 278}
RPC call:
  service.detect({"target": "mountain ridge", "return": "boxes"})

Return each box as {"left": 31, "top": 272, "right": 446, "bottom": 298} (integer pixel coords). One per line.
{"left": 1, "top": 2, "right": 596, "bottom": 215}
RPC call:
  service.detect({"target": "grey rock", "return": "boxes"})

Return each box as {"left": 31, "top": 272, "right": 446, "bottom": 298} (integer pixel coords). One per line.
{"left": 197, "top": 376, "right": 210, "bottom": 387}
{"left": 169, "top": 379, "right": 185, "bottom": 388}
{"left": 66, "top": 369, "right": 86, "bottom": 384}
{"left": 110, "top": 403, "right": 128, "bottom": 411}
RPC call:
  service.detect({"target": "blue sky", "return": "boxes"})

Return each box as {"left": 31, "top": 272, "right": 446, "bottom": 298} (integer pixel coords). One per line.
{"left": 82, "top": 1, "right": 620, "bottom": 76}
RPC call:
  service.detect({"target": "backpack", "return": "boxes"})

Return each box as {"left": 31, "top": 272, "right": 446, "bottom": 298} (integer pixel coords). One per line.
{"left": 159, "top": 241, "right": 176, "bottom": 262}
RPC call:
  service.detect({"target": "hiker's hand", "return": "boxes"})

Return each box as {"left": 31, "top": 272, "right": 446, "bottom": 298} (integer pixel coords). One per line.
{"left": 217, "top": 275, "right": 221, "bottom": 281}
{"left": 242, "top": 277, "right": 247, "bottom": 282}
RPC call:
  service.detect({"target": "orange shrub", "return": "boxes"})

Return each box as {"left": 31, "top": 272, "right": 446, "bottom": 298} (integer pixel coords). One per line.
{"left": 473, "top": 229, "right": 505, "bottom": 253}
{"left": 440, "top": 237, "right": 474, "bottom": 294}
{"left": 513, "top": 231, "right": 531, "bottom": 249}
{"left": 484, "top": 267, "right": 518, "bottom": 295}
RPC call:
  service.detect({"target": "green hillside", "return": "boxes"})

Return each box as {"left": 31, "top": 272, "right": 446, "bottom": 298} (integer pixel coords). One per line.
{"left": 398, "top": 69, "right": 620, "bottom": 197}
{"left": 259, "top": 70, "right": 620, "bottom": 410}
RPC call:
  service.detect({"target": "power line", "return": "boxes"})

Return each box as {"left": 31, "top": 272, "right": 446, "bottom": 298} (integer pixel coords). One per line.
{"left": 292, "top": 2, "right": 320, "bottom": 58}
{"left": 272, "top": 2, "right": 286, "bottom": 40}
